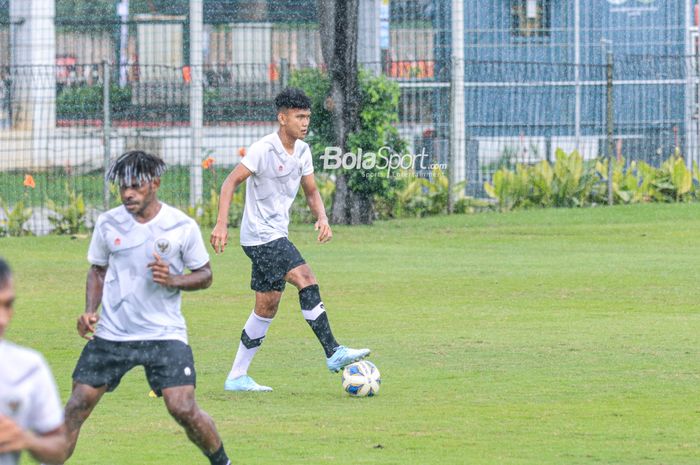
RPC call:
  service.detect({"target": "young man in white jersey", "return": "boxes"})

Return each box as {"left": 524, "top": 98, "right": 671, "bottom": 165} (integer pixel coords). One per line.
{"left": 210, "top": 88, "right": 370, "bottom": 392}
{"left": 0, "top": 258, "right": 68, "bottom": 465}
{"left": 61, "top": 151, "right": 232, "bottom": 465}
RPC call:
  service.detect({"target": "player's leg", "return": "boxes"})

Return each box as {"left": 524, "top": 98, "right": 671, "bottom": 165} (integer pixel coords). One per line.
{"left": 225, "top": 239, "right": 289, "bottom": 391}
{"left": 224, "top": 290, "right": 281, "bottom": 391}
{"left": 162, "top": 386, "right": 231, "bottom": 465}
{"left": 285, "top": 263, "right": 371, "bottom": 372}
{"left": 145, "top": 340, "right": 231, "bottom": 465}
{"left": 63, "top": 382, "right": 107, "bottom": 459}
{"left": 65, "top": 337, "right": 134, "bottom": 459}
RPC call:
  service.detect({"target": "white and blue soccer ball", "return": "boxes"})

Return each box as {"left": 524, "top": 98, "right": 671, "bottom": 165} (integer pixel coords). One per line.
{"left": 342, "top": 360, "right": 381, "bottom": 397}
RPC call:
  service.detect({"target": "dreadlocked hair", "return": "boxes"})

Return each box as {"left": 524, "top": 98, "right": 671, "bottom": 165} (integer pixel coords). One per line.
{"left": 107, "top": 150, "right": 166, "bottom": 186}
{"left": 0, "top": 257, "right": 12, "bottom": 288}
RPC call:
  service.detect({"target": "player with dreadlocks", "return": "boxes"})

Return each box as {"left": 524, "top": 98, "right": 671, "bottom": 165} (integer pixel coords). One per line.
{"left": 60, "top": 151, "right": 233, "bottom": 464}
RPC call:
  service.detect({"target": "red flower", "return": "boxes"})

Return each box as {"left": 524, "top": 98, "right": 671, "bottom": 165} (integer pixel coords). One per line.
{"left": 23, "top": 174, "right": 35, "bottom": 189}
{"left": 201, "top": 156, "right": 215, "bottom": 170}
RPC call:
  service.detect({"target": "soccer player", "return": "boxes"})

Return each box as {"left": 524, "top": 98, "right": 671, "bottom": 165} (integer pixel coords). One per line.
{"left": 62, "top": 151, "right": 232, "bottom": 465}
{"left": 0, "top": 258, "right": 68, "bottom": 465}
{"left": 210, "top": 87, "right": 370, "bottom": 392}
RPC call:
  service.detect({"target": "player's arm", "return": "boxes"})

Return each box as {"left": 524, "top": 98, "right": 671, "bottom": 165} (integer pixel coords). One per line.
{"left": 0, "top": 418, "right": 68, "bottom": 464}
{"left": 149, "top": 256, "right": 212, "bottom": 291}
{"left": 301, "top": 174, "right": 332, "bottom": 243}
{"left": 210, "top": 163, "right": 253, "bottom": 254}
{"left": 77, "top": 264, "right": 107, "bottom": 340}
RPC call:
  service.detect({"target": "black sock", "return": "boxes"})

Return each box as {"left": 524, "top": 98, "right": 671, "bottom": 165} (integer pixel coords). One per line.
{"left": 206, "top": 444, "right": 231, "bottom": 465}
{"left": 299, "top": 284, "right": 339, "bottom": 358}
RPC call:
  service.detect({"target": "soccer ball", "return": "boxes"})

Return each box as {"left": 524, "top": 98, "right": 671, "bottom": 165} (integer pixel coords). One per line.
{"left": 342, "top": 361, "right": 381, "bottom": 397}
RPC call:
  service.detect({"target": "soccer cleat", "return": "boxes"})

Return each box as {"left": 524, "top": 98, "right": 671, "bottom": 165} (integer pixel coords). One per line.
{"left": 326, "top": 345, "right": 371, "bottom": 372}
{"left": 224, "top": 375, "right": 273, "bottom": 392}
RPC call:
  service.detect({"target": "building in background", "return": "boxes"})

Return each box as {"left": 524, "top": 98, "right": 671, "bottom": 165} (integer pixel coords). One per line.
{"left": 450, "top": 0, "right": 694, "bottom": 172}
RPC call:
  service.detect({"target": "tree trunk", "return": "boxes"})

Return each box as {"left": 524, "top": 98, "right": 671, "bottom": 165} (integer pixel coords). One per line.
{"left": 318, "top": 0, "right": 368, "bottom": 225}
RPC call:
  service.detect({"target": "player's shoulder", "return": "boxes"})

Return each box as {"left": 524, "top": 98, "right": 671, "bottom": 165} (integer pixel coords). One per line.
{"left": 296, "top": 138, "right": 311, "bottom": 153}
{"left": 95, "top": 205, "right": 129, "bottom": 226}
{"left": 0, "top": 341, "right": 48, "bottom": 379}
{"left": 249, "top": 132, "right": 280, "bottom": 154}
{"left": 158, "top": 203, "right": 199, "bottom": 231}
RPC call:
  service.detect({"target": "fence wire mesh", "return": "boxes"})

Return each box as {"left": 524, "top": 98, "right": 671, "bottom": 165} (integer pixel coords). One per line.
{"left": 0, "top": 0, "right": 697, "bottom": 233}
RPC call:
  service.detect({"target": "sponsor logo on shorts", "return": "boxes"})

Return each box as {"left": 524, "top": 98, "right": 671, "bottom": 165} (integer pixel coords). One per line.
{"left": 184, "top": 367, "right": 192, "bottom": 376}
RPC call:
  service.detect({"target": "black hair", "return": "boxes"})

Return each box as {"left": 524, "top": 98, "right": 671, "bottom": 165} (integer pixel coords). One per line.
{"left": 106, "top": 150, "right": 166, "bottom": 187}
{"left": 0, "top": 257, "right": 11, "bottom": 288}
{"left": 275, "top": 87, "right": 311, "bottom": 112}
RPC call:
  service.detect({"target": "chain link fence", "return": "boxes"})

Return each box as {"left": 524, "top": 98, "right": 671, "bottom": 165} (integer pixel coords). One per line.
{"left": 0, "top": 0, "right": 697, "bottom": 233}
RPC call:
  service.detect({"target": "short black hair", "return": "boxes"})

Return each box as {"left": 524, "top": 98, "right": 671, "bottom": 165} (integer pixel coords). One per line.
{"left": 106, "top": 150, "right": 166, "bottom": 187}
{"left": 0, "top": 257, "right": 11, "bottom": 288}
{"left": 275, "top": 87, "right": 311, "bottom": 112}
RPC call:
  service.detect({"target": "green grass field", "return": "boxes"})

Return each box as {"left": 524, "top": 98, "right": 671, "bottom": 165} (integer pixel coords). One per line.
{"left": 3, "top": 203, "right": 700, "bottom": 464}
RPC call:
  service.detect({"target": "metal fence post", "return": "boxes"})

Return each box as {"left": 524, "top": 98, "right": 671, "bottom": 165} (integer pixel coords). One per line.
{"left": 103, "top": 60, "right": 111, "bottom": 211}
{"left": 449, "top": 0, "right": 465, "bottom": 213}
{"left": 189, "top": 0, "right": 204, "bottom": 209}
{"left": 606, "top": 50, "right": 614, "bottom": 207}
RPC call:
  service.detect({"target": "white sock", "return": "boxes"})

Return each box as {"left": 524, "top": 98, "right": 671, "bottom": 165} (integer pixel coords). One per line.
{"left": 227, "top": 311, "right": 272, "bottom": 380}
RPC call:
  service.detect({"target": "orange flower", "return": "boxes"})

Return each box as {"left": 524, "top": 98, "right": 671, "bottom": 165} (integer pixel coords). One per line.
{"left": 201, "top": 156, "right": 215, "bottom": 170}
{"left": 23, "top": 174, "right": 35, "bottom": 188}
{"left": 238, "top": 147, "right": 246, "bottom": 157}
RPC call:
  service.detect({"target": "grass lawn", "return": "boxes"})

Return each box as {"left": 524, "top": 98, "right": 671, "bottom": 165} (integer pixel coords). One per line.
{"left": 3, "top": 203, "right": 700, "bottom": 464}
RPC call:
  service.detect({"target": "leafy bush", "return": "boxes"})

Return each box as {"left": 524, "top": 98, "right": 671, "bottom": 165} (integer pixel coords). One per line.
{"left": 484, "top": 149, "right": 700, "bottom": 211}
{"left": 47, "top": 184, "right": 87, "bottom": 235}
{"left": 57, "top": 84, "right": 132, "bottom": 119}
{"left": 0, "top": 200, "right": 32, "bottom": 237}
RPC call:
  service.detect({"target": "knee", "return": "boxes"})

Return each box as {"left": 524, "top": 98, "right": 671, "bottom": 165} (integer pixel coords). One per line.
{"left": 65, "top": 391, "right": 94, "bottom": 423}
{"left": 256, "top": 301, "right": 280, "bottom": 318}
{"left": 292, "top": 272, "right": 317, "bottom": 290}
{"left": 165, "top": 396, "right": 198, "bottom": 423}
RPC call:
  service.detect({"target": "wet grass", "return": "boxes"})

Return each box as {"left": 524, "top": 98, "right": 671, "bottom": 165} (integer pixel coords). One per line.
{"left": 4, "top": 203, "right": 700, "bottom": 464}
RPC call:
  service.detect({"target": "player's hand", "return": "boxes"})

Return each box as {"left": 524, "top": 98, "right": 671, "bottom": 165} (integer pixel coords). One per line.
{"left": 315, "top": 217, "right": 332, "bottom": 243}
{"left": 148, "top": 253, "right": 173, "bottom": 287}
{"left": 210, "top": 222, "right": 229, "bottom": 254}
{"left": 77, "top": 312, "right": 99, "bottom": 340}
{"left": 0, "top": 415, "right": 30, "bottom": 453}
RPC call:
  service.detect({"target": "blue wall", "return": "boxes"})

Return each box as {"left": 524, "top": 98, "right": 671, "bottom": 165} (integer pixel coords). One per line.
{"left": 452, "top": 0, "right": 688, "bottom": 152}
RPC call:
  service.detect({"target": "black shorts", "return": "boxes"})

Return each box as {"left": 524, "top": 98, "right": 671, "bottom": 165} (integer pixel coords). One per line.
{"left": 72, "top": 337, "right": 196, "bottom": 397}
{"left": 242, "top": 237, "right": 306, "bottom": 292}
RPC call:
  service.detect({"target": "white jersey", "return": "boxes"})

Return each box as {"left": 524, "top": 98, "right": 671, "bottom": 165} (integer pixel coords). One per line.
{"left": 240, "top": 132, "right": 314, "bottom": 246}
{"left": 87, "top": 203, "right": 210, "bottom": 344}
{"left": 0, "top": 341, "right": 63, "bottom": 465}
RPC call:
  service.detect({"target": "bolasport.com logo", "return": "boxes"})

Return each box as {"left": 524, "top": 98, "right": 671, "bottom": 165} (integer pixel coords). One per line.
{"left": 320, "top": 146, "right": 447, "bottom": 179}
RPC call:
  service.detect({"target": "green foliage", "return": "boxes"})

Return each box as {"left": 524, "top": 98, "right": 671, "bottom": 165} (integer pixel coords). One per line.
{"left": 57, "top": 84, "right": 132, "bottom": 119}
{"left": 0, "top": 199, "right": 32, "bottom": 237}
{"left": 485, "top": 149, "right": 700, "bottom": 211}
{"left": 374, "top": 167, "right": 475, "bottom": 219}
{"left": 290, "top": 67, "right": 407, "bottom": 198}
{"left": 289, "top": 68, "right": 334, "bottom": 169}
{"left": 187, "top": 188, "right": 245, "bottom": 230}
{"left": 47, "top": 184, "right": 87, "bottom": 235}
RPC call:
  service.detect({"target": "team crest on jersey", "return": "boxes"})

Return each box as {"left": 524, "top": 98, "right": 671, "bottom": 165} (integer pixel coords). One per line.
{"left": 278, "top": 165, "right": 284, "bottom": 171}
{"left": 114, "top": 237, "right": 121, "bottom": 246}
{"left": 6, "top": 399, "right": 21, "bottom": 415}
{"left": 155, "top": 238, "right": 172, "bottom": 256}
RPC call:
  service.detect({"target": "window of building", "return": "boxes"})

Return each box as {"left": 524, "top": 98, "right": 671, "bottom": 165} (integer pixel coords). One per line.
{"left": 511, "top": 0, "right": 551, "bottom": 38}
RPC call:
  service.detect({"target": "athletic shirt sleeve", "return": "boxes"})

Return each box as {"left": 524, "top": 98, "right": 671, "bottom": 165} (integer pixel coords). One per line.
{"left": 87, "top": 219, "right": 109, "bottom": 266}
{"left": 182, "top": 220, "right": 210, "bottom": 270}
{"left": 28, "top": 357, "right": 64, "bottom": 434}
{"left": 241, "top": 142, "right": 263, "bottom": 174}
{"left": 301, "top": 145, "right": 314, "bottom": 176}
